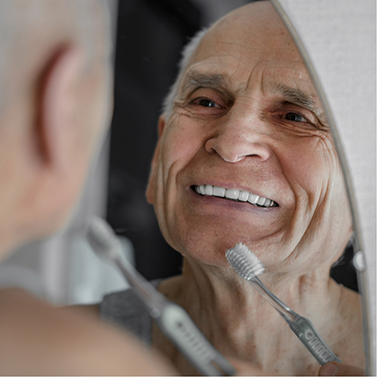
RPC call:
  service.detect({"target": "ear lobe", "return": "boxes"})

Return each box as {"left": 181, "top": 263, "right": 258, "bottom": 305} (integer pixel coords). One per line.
{"left": 157, "top": 113, "right": 166, "bottom": 137}
{"left": 146, "top": 114, "right": 166, "bottom": 204}
{"left": 38, "top": 46, "right": 84, "bottom": 169}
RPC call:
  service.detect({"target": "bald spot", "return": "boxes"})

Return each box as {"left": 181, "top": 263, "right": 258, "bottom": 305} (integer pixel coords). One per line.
{"left": 189, "top": 2, "right": 301, "bottom": 78}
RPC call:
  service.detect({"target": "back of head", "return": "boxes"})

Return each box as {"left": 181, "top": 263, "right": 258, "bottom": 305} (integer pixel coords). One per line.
{"left": 0, "top": 5, "right": 179, "bottom": 375}
{"left": 0, "top": 0, "right": 111, "bottom": 110}
{"left": 0, "top": 0, "right": 113, "bottom": 256}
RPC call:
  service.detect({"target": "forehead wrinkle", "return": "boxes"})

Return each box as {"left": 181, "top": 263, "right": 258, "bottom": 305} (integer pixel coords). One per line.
{"left": 181, "top": 71, "right": 228, "bottom": 94}
{"left": 242, "top": 59, "right": 259, "bottom": 94}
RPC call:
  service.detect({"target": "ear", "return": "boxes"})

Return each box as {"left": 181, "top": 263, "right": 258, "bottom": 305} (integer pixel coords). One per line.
{"left": 146, "top": 114, "right": 166, "bottom": 204}
{"left": 38, "top": 46, "right": 84, "bottom": 170}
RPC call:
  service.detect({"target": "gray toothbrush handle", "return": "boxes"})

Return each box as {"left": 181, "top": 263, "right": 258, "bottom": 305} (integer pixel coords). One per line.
{"left": 155, "top": 302, "right": 236, "bottom": 376}
{"left": 113, "top": 256, "right": 235, "bottom": 375}
{"left": 87, "top": 217, "right": 235, "bottom": 375}
{"left": 290, "top": 317, "right": 342, "bottom": 365}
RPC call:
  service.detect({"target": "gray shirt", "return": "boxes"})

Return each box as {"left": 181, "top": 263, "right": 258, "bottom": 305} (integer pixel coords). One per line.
{"left": 99, "top": 279, "right": 162, "bottom": 346}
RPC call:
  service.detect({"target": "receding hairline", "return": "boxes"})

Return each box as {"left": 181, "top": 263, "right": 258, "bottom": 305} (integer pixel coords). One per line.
{"left": 161, "top": 1, "right": 295, "bottom": 119}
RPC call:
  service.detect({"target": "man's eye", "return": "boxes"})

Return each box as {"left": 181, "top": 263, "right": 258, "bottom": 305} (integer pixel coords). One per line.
{"left": 285, "top": 112, "right": 306, "bottom": 122}
{"left": 196, "top": 99, "right": 221, "bottom": 108}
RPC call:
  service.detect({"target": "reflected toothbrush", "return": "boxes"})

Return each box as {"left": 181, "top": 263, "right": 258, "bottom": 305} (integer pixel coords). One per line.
{"left": 226, "top": 243, "right": 342, "bottom": 366}
{"left": 86, "top": 216, "right": 236, "bottom": 376}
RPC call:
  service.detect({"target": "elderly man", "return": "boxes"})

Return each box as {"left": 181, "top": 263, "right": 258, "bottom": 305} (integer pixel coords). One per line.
{"left": 0, "top": 0, "right": 174, "bottom": 374}
{"left": 97, "top": 2, "right": 365, "bottom": 376}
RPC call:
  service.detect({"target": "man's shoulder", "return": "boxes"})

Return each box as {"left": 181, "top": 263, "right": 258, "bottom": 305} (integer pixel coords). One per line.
{"left": 99, "top": 279, "right": 165, "bottom": 345}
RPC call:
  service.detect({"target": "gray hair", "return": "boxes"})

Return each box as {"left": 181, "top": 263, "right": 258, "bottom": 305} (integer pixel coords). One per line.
{"left": 0, "top": 0, "right": 110, "bottom": 111}
{"left": 162, "top": 27, "right": 208, "bottom": 119}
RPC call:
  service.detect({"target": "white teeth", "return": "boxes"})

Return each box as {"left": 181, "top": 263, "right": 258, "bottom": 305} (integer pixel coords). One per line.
{"left": 205, "top": 184, "right": 213, "bottom": 195}
{"left": 225, "top": 189, "right": 239, "bottom": 200}
{"left": 238, "top": 190, "right": 249, "bottom": 202}
{"left": 194, "top": 185, "right": 276, "bottom": 208}
{"left": 257, "top": 197, "right": 266, "bottom": 206}
{"left": 248, "top": 194, "right": 259, "bottom": 204}
{"left": 213, "top": 186, "right": 226, "bottom": 197}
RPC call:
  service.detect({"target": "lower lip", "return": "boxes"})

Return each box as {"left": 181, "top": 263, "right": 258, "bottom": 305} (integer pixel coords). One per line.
{"left": 188, "top": 187, "right": 278, "bottom": 214}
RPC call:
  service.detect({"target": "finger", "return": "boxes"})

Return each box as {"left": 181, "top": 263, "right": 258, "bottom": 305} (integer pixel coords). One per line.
{"left": 226, "top": 357, "right": 271, "bottom": 376}
{"left": 319, "top": 362, "right": 364, "bottom": 376}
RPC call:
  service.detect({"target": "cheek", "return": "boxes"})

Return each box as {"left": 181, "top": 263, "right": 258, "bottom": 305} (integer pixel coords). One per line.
{"left": 276, "top": 135, "right": 350, "bottom": 270}
{"left": 159, "top": 116, "right": 207, "bottom": 178}
{"left": 276, "top": 135, "right": 337, "bottom": 201}
{"left": 154, "top": 117, "right": 206, "bottom": 243}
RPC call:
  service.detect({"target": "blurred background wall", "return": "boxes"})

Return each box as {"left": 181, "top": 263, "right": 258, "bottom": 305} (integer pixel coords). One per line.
{"left": 0, "top": 0, "right": 357, "bottom": 305}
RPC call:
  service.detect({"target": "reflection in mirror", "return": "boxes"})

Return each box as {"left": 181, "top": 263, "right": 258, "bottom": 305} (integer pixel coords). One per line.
{"left": 105, "top": 0, "right": 365, "bottom": 375}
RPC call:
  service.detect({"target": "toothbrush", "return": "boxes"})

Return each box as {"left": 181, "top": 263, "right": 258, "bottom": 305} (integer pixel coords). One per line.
{"left": 226, "top": 243, "right": 342, "bottom": 366}
{"left": 86, "top": 216, "right": 236, "bottom": 376}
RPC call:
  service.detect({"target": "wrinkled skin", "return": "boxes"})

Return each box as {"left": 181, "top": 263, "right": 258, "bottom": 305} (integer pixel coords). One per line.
{"left": 147, "top": 4, "right": 351, "bottom": 276}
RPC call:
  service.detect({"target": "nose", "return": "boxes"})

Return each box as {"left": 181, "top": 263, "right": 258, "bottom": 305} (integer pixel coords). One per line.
{"left": 204, "top": 110, "right": 271, "bottom": 163}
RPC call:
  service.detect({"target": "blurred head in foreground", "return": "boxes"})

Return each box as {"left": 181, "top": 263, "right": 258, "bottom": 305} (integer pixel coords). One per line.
{"left": 0, "top": 0, "right": 112, "bottom": 257}
{"left": 0, "top": 1, "right": 176, "bottom": 375}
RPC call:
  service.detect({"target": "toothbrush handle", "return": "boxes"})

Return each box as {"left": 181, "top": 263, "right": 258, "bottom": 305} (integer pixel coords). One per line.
{"left": 249, "top": 277, "right": 298, "bottom": 322}
{"left": 155, "top": 302, "right": 236, "bottom": 376}
{"left": 290, "top": 316, "right": 342, "bottom": 365}
{"left": 113, "top": 252, "right": 235, "bottom": 375}
{"left": 250, "top": 277, "right": 341, "bottom": 365}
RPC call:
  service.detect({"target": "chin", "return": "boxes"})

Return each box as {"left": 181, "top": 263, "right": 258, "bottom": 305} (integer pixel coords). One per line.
{"left": 185, "top": 249, "right": 231, "bottom": 268}
{"left": 171, "top": 231, "right": 250, "bottom": 269}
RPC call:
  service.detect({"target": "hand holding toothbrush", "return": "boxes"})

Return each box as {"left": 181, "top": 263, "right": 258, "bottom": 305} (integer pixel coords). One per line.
{"left": 319, "top": 362, "right": 364, "bottom": 376}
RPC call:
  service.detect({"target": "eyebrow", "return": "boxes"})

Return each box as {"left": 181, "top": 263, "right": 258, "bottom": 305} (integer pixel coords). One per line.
{"left": 269, "top": 82, "right": 318, "bottom": 111}
{"left": 181, "top": 71, "right": 227, "bottom": 94}
{"left": 180, "top": 71, "right": 322, "bottom": 114}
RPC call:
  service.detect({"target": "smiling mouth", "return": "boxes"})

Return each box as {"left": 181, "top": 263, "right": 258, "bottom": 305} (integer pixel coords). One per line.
{"left": 192, "top": 185, "right": 278, "bottom": 208}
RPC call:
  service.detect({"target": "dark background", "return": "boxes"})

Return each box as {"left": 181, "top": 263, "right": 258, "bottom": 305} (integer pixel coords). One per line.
{"left": 106, "top": 0, "right": 358, "bottom": 292}
{"left": 106, "top": 0, "right": 203, "bottom": 281}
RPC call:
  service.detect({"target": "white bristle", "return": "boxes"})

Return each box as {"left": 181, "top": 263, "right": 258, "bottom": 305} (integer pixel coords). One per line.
{"left": 226, "top": 243, "right": 264, "bottom": 280}
{"left": 86, "top": 216, "right": 120, "bottom": 261}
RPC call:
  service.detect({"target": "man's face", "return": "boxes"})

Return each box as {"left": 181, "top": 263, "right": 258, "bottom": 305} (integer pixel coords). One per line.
{"left": 147, "top": 2, "right": 352, "bottom": 274}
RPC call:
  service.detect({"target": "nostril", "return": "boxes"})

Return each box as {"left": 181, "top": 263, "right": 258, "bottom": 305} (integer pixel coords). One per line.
{"left": 205, "top": 139, "right": 246, "bottom": 163}
{"left": 205, "top": 139, "right": 270, "bottom": 163}
{"left": 204, "top": 130, "right": 271, "bottom": 163}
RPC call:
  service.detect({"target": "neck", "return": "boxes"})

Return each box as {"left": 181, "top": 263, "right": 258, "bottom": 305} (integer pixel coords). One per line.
{"left": 180, "top": 255, "right": 338, "bottom": 316}
{"left": 160, "top": 257, "right": 345, "bottom": 374}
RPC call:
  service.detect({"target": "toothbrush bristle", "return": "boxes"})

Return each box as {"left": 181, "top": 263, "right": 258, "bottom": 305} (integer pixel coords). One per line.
{"left": 86, "top": 216, "right": 120, "bottom": 260}
{"left": 226, "top": 243, "right": 264, "bottom": 280}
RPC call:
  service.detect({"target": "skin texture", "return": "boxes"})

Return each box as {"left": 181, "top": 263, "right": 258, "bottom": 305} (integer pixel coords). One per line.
{"left": 0, "top": 1, "right": 176, "bottom": 375}
{"left": 146, "top": 2, "right": 364, "bottom": 375}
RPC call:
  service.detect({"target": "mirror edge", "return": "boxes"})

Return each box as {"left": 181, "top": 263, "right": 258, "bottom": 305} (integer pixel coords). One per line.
{"left": 270, "top": 0, "right": 373, "bottom": 374}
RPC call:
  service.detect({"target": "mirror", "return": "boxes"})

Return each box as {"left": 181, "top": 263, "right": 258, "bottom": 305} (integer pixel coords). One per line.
{"left": 271, "top": 1, "right": 375, "bottom": 374}
{"left": 104, "top": 1, "right": 371, "bottom": 375}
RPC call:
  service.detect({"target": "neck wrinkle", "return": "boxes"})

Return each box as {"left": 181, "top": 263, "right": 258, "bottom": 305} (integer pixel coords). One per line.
{"left": 177, "top": 256, "right": 340, "bottom": 346}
